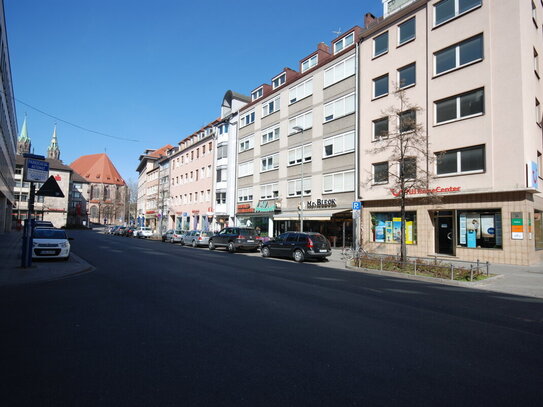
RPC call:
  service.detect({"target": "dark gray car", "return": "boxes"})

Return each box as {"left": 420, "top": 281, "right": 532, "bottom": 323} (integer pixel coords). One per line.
{"left": 208, "top": 227, "right": 260, "bottom": 252}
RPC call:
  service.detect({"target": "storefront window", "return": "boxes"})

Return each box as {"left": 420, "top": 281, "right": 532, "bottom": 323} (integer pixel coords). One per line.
{"left": 457, "top": 210, "right": 502, "bottom": 249}
{"left": 535, "top": 211, "right": 543, "bottom": 250}
{"left": 371, "top": 212, "right": 417, "bottom": 244}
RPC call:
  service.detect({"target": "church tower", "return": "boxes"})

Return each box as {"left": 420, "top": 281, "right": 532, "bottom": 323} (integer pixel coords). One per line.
{"left": 16, "top": 116, "right": 31, "bottom": 155}
{"left": 47, "top": 125, "right": 60, "bottom": 160}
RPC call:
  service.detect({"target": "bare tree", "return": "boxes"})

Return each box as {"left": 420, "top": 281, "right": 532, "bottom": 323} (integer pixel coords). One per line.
{"left": 126, "top": 178, "right": 138, "bottom": 224}
{"left": 367, "top": 88, "right": 434, "bottom": 262}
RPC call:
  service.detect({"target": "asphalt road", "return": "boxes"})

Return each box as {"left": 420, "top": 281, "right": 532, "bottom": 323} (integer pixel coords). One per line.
{"left": 1, "top": 229, "right": 542, "bottom": 407}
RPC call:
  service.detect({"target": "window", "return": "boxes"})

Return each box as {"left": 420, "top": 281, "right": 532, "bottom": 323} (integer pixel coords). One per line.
{"left": 287, "top": 178, "right": 311, "bottom": 197}
{"left": 323, "top": 170, "right": 355, "bottom": 193}
{"left": 15, "top": 167, "right": 21, "bottom": 175}
{"left": 435, "top": 34, "right": 483, "bottom": 76}
{"left": 324, "top": 55, "right": 355, "bottom": 87}
{"left": 373, "top": 162, "right": 389, "bottom": 184}
{"left": 371, "top": 212, "right": 417, "bottom": 244}
{"left": 261, "top": 125, "right": 280, "bottom": 144}
{"left": 373, "top": 31, "right": 389, "bottom": 57}
{"left": 288, "top": 144, "right": 312, "bottom": 165}
{"left": 323, "top": 131, "right": 355, "bottom": 157}
{"left": 373, "top": 75, "right": 389, "bottom": 99}
{"left": 533, "top": 1, "right": 538, "bottom": 26}
{"left": 217, "top": 143, "right": 228, "bottom": 159}
{"left": 535, "top": 48, "right": 540, "bottom": 78}
{"left": 289, "top": 78, "right": 313, "bottom": 104}
{"left": 216, "top": 191, "right": 226, "bottom": 205}
{"left": 261, "top": 154, "right": 279, "bottom": 172}
{"left": 272, "top": 73, "right": 286, "bottom": 89}
{"left": 399, "top": 109, "right": 416, "bottom": 132}
{"left": 240, "top": 110, "right": 255, "bottom": 127}
{"left": 398, "top": 63, "right": 416, "bottom": 89}
{"left": 252, "top": 87, "right": 263, "bottom": 101}
{"left": 301, "top": 55, "right": 317, "bottom": 72}
{"left": 218, "top": 123, "right": 229, "bottom": 135}
{"left": 373, "top": 117, "right": 389, "bottom": 140}
{"left": 398, "top": 17, "right": 415, "bottom": 45}
{"left": 537, "top": 99, "right": 542, "bottom": 125}
{"left": 333, "top": 32, "right": 355, "bottom": 54}
{"left": 399, "top": 157, "right": 417, "bottom": 180}
{"left": 238, "top": 161, "right": 254, "bottom": 177}
{"left": 457, "top": 210, "right": 502, "bottom": 249}
{"left": 435, "top": 88, "right": 484, "bottom": 124}
{"left": 217, "top": 167, "right": 227, "bottom": 182}
{"left": 238, "top": 187, "right": 253, "bottom": 202}
{"left": 194, "top": 191, "right": 198, "bottom": 202}
{"left": 239, "top": 135, "right": 254, "bottom": 152}
{"left": 324, "top": 93, "right": 355, "bottom": 122}
{"left": 260, "top": 183, "right": 279, "bottom": 199}
{"left": 434, "top": 0, "right": 481, "bottom": 26}
{"left": 436, "top": 145, "right": 485, "bottom": 175}
{"left": 262, "top": 96, "right": 280, "bottom": 117}
{"left": 288, "top": 111, "right": 312, "bottom": 134}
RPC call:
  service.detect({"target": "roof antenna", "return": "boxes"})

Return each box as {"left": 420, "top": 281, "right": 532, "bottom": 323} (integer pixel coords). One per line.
{"left": 332, "top": 27, "right": 342, "bottom": 36}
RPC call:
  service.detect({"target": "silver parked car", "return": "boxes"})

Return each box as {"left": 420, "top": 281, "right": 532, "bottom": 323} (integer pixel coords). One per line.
{"left": 171, "top": 229, "right": 188, "bottom": 243}
{"left": 182, "top": 230, "right": 212, "bottom": 247}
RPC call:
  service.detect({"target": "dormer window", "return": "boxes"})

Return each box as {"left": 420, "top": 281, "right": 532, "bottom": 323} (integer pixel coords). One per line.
{"left": 333, "top": 32, "right": 355, "bottom": 54}
{"left": 301, "top": 55, "right": 318, "bottom": 72}
{"left": 272, "top": 73, "right": 286, "bottom": 89}
{"left": 252, "top": 87, "right": 263, "bottom": 101}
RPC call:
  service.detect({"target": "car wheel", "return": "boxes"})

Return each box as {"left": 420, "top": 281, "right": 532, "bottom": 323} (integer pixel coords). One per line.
{"left": 208, "top": 240, "right": 215, "bottom": 250}
{"left": 261, "top": 246, "right": 271, "bottom": 257}
{"left": 192, "top": 240, "right": 197, "bottom": 248}
{"left": 227, "top": 241, "right": 235, "bottom": 253}
{"left": 293, "top": 249, "right": 305, "bottom": 263}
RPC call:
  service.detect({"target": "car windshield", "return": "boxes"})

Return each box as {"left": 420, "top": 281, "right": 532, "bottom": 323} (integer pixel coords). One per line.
{"left": 141, "top": 227, "right": 150, "bottom": 231}
{"left": 33, "top": 229, "right": 67, "bottom": 239}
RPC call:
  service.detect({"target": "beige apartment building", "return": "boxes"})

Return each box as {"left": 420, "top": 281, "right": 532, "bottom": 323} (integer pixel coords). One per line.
{"left": 235, "top": 29, "right": 363, "bottom": 246}
{"left": 169, "top": 121, "right": 216, "bottom": 231}
{"left": 359, "top": 0, "right": 543, "bottom": 265}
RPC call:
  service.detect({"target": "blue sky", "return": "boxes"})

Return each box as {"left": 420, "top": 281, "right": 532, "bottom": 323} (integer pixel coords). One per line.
{"left": 5, "top": 0, "right": 382, "bottom": 182}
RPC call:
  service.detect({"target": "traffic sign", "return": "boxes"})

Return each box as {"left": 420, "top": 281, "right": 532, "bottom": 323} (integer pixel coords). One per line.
{"left": 25, "top": 158, "right": 49, "bottom": 182}
{"left": 352, "top": 201, "right": 362, "bottom": 210}
{"left": 36, "top": 175, "right": 64, "bottom": 198}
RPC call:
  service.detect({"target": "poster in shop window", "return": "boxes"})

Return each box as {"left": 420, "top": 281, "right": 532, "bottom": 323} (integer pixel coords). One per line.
{"left": 385, "top": 221, "right": 393, "bottom": 242}
{"left": 375, "top": 221, "right": 386, "bottom": 243}
{"left": 466, "top": 213, "right": 481, "bottom": 239}
{"left": 459, "top": 213, "right": 467, "bottom": 245}
{"left": 480, "top": 214, "right": 495, "bottom": 239}
{"left": 495, "top": 213, "right": 503, "bottom": 245}
{"left": 393, "top": 217, "right": 402, "bottom": 242}
{"left": 405, "top": 221, "right": 413, "bottom": 245}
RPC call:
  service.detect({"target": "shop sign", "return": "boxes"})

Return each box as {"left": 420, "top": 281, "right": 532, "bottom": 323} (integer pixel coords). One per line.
{"left": 237, "top": 203, "right": 254, "bottom": 213}
{"left": 145, "top": 210, "right": 156, "bottom": 214}
{"left": 390, "top": 186, "right": 461, "bottom": 197}
{"left": 192, "top": 210, "right": 200, "bottom": 214}
{"left": 511, "top": 212, "right": 524, "bottom": 240}
{"left": 305, "top": 198, "right": 337, "bottom": 209}
{"left": 255, "top": 200, "right": 276, "bottom": 212}
{"left": 527, "top": 161, "right": 539, "bottom": 189}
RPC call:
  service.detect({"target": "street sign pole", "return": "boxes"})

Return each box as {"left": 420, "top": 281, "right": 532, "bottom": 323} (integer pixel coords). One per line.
{"left": 352, "top": 202, "right": 362, "bottom": 251}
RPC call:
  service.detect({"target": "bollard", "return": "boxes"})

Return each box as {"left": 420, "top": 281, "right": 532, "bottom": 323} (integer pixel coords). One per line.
{"left": 414, "top": 258, "right": 417, "bottom": 276}
{"left": 470, "top": 264, "right": 474, "bottom": 282}
{"left": 486, "top": 261, "right": 489, "bottom": 276}
{"left": 476, "top": 259, "right": 480, "bottom": 274}
{"left": 450, "top": 264, "right": 454, "bottom": 280}
{"left": 380, "top": 257, "right": 383, "bottom": 271}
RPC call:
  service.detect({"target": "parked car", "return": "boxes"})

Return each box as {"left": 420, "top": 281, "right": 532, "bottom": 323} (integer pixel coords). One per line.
{"left": 171, "top": 229, "right": 188, "bottom": 243}
{"left": 208, "top": 227, "right": 260, "bottom": 252}
{"left": 123, "top": 226, "right": 136, "bottom": 237}
{"left": 162, "top": 229, "right": 175, "bottom": 242}
{"left": 182, "top": 230, "right": 212, "bottom": 247}
{"left": 260, "top": 232, "right": 332, "bottom": 262}
{"left": 32, "top": 227, "right": 72, "bottom": 260}
{"left": 135, "top": 226, "right": 153, "bottom": 238}
{"left": 114, "top": 226, "right": 127, "bottom": 236}
{"left": 107, "top": 225, "right": 119, "bottom": 234}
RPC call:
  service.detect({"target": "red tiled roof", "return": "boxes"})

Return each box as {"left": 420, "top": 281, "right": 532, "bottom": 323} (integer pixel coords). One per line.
{"left": 148, "top": 144, "right": 174, "bottom": 158}
{"left": 70, "top": 153, "right": 126, "bottom": 186}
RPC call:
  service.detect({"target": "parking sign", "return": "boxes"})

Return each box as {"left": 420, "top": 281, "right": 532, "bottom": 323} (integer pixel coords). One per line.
{"left": 352, "top": 201, "right": 362, "bottom": 210}
{"left": 25, "top": 158, "right": 49, "bottom": 182}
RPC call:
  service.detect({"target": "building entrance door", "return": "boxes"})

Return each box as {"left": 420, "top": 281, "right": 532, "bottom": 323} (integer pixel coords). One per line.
{"left": 435, "top": 211, "right": 454, "bottom": 255}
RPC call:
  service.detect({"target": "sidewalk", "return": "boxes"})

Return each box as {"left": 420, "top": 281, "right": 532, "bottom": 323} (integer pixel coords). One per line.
{"left": 331, "top": 249, "right": 543, "bottom": 299}
{"left": 0, "top": 230, "right": 93, "bottom": 287}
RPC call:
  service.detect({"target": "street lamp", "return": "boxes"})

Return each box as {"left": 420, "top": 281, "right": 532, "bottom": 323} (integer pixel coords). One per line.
{"left": 293, "top": 126, "right": 305, "bottom": 233}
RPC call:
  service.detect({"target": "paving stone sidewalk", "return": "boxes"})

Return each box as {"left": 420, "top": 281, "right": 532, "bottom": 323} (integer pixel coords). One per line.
{"left": 0, "top": 230, "right": 93, "bottom": 287}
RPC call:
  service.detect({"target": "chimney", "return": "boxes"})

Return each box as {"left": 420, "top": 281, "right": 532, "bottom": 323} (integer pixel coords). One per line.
{"left": 317, "top": 42, "right": 330, "bottom": 54}
{"left": 364, "top": 13, "right": 376, "bottom": 28}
